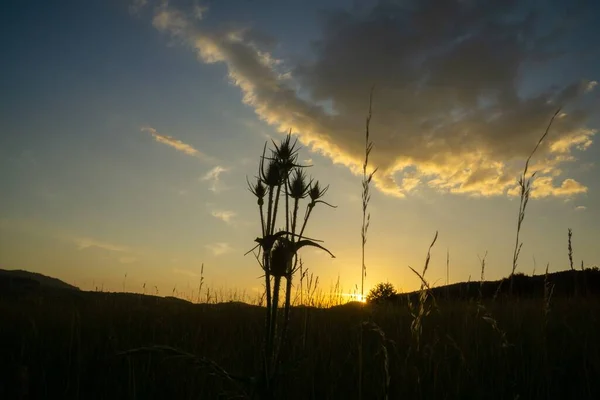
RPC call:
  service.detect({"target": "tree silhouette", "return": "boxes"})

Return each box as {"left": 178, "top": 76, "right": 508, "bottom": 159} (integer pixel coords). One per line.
{"left": 367, "top": 282, "right": 397, "bottom": 304}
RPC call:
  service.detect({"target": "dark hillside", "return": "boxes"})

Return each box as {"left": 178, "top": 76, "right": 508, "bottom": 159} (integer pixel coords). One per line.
{"left": 0, "top": 269, "right": 79, "bottom": 293}
{"left": 393, "top": 268, "right": 600, "bottom": 304}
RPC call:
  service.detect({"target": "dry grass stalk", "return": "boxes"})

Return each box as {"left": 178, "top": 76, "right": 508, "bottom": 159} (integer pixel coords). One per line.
{"left": 361, "top": 88, "right": 377, "bottom": 300}
{"left": 568, "top": 228, "right": 574, "bottom": 271}
{"left": 507, "top": 109, "right": 561, "bottom": 295}
{"left": 363, "top": 321, "right": 394, "bottom": 400}
{"left": 477, "top": 252, "right": 510, "bottom": 348}
{"left": 408, "top": 231, "right": 438, "bottom": 351}
{"left": 543, "top": 263, "right": 554, "bottom": 323}
{"left": 359, "top": 88, "right": 377, "bottom": 400}
{"left": 486, "top": 108, "right": 560, "bottom": 298}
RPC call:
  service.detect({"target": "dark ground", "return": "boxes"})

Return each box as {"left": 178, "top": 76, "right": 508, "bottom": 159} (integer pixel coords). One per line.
{"left": 1, "top": 269, "right": 599, "bottom": 399}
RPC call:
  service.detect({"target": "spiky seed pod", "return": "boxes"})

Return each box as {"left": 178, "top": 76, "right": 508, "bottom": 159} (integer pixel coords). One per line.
{"left": 273, "top": 132, "right": 299, "bottom": 168}
{"left": 270, "top": 239, "right": 294, "bottom": 278}
{"left": 248, "top": 177, "right": 266, "bottom": 206}
{"left": 263, "top": 158, "right": 284, "bottom": 188}
{"left": 288, "top": 168, "right": 310, "bottom": 200}
{"left": 309, "top": 180, "right": 329, "bottom": 202}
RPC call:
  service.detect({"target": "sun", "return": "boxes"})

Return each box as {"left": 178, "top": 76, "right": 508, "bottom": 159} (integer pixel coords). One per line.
{"left": 341, "top": 293, "right": 367, "bottom": 303}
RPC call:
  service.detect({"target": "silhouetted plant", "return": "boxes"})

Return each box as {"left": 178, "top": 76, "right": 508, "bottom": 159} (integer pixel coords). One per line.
{"left": 543, "top": 262, "right": 554, "bottom": 324}
{"left": 477, "top": 252, "right": 510, "bottom": 348}
{"left": 568, "top": 228, "right": 581, "bottom": 296}
{"left": 568, "top": 228, "right": 574, "bottom": 270}
{"left": 246, "top": 132, "right": 335, "bottom": 396}
{"left": 366, "top": 282, "right": 397, "bottom": 304}
{"left": 408, "top": 231, "right": 438, "bottom": 351}
{"left": 505, "top": 109, "right": 561, "bottom": 296}
{"left": 361, "top": 90, "right": 377, "bottom": 301}
{"left": 359, "top": 89, "right": 377, "bottom": 400}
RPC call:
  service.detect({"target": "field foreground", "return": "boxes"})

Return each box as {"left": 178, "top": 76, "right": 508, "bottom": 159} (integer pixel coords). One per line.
{"left": 1, "top": 285, "right": 599, "bottom": 399}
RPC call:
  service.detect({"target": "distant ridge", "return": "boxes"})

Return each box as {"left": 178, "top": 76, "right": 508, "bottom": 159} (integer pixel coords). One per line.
{"left": 0, "top": 269, "right": 79, "bottom": 291}
{"left": 1, "top": 268, "right": 599, "bottom": 306}
{"left": 392, "top": 268, "right": 600, "bottom": 303}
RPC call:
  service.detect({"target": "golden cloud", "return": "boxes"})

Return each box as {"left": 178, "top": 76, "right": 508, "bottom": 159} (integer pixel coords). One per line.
{"left": 148, "top": 1, "right": 597, "bottom": 199}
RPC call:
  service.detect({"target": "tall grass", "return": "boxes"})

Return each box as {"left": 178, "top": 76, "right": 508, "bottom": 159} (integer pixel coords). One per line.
{"left": 408, "top": 231, "right": 438, "bottom": 352}
{"left": 508, "top": 109, "right": 561, "bottom": 295}
{"left": 358, "top": 89, "right": 377, "bottom": 400}
{"left": 361, "top": 89, "right": 377, "bottom": 301}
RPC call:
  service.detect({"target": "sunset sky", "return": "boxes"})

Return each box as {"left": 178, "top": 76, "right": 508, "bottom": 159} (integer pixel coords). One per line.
{"left": 1, "top": 0, "right": 599, "bottom": 298}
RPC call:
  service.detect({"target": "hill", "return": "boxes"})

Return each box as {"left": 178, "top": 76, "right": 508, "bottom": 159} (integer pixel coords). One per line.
{"left": 0, "top": 269, "right": 79, "bottom": 292}
{"left": 390, "top": 268, "right": 600, "bottom": 304}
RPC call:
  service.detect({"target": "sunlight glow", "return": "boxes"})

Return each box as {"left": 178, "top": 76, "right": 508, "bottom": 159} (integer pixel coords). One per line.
{"left": 341, "top": 293, "right": 367, "bottom": 303}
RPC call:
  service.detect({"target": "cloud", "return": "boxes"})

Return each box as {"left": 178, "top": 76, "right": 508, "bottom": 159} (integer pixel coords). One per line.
{"left": 575, "top": 205, "right": 587, "bottom": 211}
{"left": 531, "top": 177, "right": 588, "bottom": 198}
{"left": 73, "top": 237, "right": 147, "bottom": 263}
{"left": 74, "top": 237, "right": 129, "bottom": 252}
{"left": 211, "top": 209, "right": 236, "bottom": 224}
{"left": 141, "top": 126, "right": 213, "bottom": 161}
{"left": 205, "top": 242, "right": 233, "bottom": 256}
{"left": 201, "top": 165, "right": 230, "bottom": 192}
{"left": 147, "top": 0, "right": 597, "bottom": 198}
{"left": 585, "top": 80, "right": 598, "bottom": 93}
{"left": 550, "top": 128, "right": 595, "bottom": 154}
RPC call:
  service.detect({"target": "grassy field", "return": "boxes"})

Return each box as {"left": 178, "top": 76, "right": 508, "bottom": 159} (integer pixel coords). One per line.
{"left": 1, "top": 285, "right": 599, "bottom": 399}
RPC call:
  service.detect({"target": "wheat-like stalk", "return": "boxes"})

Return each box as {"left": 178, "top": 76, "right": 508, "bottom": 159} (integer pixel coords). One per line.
{"left": 503, "top": 109, "right": 561, "bottom": 296}
{"left": 568, "top": 228, "right": 574, "bottom": 271}
{"left": 408, "top": 231, "right": 438, "bottom": 351}
{"left": 359, "top": 88, "right": 377, "bottom": 400}
{"left": 543, "top": 263, "right": 554, "bottom": 323}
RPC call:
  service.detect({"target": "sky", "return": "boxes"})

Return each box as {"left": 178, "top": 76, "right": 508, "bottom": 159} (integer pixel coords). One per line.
{"left": 1, "top": 0, "right": 599, "bottom": 300}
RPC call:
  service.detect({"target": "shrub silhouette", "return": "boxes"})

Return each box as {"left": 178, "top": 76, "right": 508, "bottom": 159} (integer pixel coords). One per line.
{"left": 366, "top": 282, "right": 397, "bottom": 304}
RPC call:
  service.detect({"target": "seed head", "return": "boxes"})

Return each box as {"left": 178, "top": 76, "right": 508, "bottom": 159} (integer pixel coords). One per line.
{"left": 273, "top": 132, "right": 299, "bottom": 168}
{"left": 309, "top": 181, "right": 329, "bottom": 202}
{"left": 248, "top": 176, "right": 266, "bottom": 206}
{"left": 262, "top": 158, "right": 284, "bottom": 188}
{"left": 288, "top": 168, "right": 310, "bottom": 200}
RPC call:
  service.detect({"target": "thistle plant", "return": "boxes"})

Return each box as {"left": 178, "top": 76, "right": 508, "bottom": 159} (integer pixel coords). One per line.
{"left": 246, "top": 132, "right": 335, "bottom": 395}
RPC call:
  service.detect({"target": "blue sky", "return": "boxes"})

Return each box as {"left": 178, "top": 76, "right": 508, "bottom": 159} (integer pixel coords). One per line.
{"left": 1, "top": 0, "right": 599, "bottom": 299}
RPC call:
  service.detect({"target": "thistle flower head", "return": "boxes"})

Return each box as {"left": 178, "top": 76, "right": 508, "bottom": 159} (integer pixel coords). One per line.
{"left": 262, "top": 157, "right": 284, "bottom": 188}
{"left": 288, "top": 168, "right": 311, "bottom": 200}
{"left": 309, "top": 180, "right": 329, "bottom": 202}
{"left": 273, "top": 132, "right": 299, "bottom": 169}
{"left": 248, "top": 176, "right": 266, "bottom": 206}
